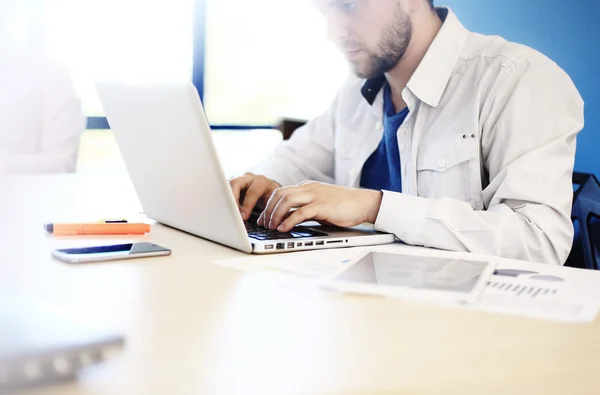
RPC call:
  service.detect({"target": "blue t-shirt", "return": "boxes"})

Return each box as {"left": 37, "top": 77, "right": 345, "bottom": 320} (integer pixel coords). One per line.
{"left": 360, "top": 83, "right": 409, "bottom": 192}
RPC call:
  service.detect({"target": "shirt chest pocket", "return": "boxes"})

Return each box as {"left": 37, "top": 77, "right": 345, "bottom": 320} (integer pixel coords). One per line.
{"left": 416, "top": 134, "right": 480, "bottom": 206}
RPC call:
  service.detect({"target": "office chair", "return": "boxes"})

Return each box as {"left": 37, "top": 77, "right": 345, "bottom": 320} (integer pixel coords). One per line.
{"left": 566, "top": 172, "right": 600, "bottom": 270}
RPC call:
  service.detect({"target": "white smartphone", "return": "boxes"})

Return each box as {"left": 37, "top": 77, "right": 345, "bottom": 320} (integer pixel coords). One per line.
{"left": 51, "top": 242, "right": 171, "bottom": 264}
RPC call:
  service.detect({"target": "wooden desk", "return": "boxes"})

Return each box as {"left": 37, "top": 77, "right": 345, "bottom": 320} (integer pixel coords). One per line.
{"left": 2, "top": 175, "right": 600, "bottom": 395}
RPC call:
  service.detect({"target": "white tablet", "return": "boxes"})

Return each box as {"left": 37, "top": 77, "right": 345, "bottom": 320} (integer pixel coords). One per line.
{"left": 320, "top": 251, "right": 497, "bottom": 304}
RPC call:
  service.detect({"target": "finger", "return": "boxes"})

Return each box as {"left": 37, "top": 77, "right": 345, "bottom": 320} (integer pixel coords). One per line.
{"left": 229, "top": 175, "right": 252, "bottom": 210}
{"left": 258, "top": 208, "right": 291, "bottom": 226}
{"left": 262, "top": 185, "right": 306, "bottom": 229}
{"left": 257, "top": 190, "right": 280, "bottom": 227}
{"left": 262, "top": 186, "right": 310, "bottom": 229}
{"left": 278, "top": 205, "right": 319, "bottom": 232}
{"left": 257, "top": 178, "right": 281, "bottom": 212}
{"left": 281, "top": 210, "right": 294, "bottom": 222}
{"left": 268, "top": 193, "right": 314, "bottom": 231}
{"left": 240, "top": 180, "right": 270, "bottom": 221}
{"left": 273, "top": 210, "right": 297, "bottom": 228}
{"left": 261, "top": 187, "right": 288, "bottom": 229}
{"left": 257, "top": 211, "right": 265, "bottom": 226}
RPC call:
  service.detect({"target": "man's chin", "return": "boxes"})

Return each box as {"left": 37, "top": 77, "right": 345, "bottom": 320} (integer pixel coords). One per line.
{"left": 350, "top": 65, "right": 376, "bottom": 80}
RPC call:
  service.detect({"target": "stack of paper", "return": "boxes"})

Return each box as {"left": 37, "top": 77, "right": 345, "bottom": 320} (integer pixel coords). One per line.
{"left": 214, "top": 245, "right": 600, "bottom": 323}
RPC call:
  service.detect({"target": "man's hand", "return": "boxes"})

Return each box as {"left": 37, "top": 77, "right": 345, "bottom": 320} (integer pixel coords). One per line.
{"left": 257, "top": 181, "right": 383, "bottom": 232}
{"left": 229, "top": 173, "right": 281, "bottom": 221}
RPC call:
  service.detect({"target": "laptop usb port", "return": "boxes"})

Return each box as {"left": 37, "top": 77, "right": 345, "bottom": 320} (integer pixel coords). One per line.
{"left": 316, "top": 241, "right": 324, "bottom": 246}
{"left": 265, "top": 244, "right": 274, "bottom": 250}
{"left": 276, "top": 243, "right": 285, "bottom": 250}
{"left": 296, "top": 242, "right": 303, "bottom": 247}
{"left": 287, "top": 242, "right": 294, "bottom": 249}
{"left": 305, "top": 242, "right": 313, "bottom": 247}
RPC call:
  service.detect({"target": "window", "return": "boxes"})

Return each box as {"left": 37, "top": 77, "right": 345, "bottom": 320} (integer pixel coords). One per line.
{"left": 40, "top": 0, "right": 346, "bottom": 127}
{"left": 2, "top": 0, "right": 348, "bottom": 172}
{"left": 43, "top": 0, "right": 195, "bottom": 117}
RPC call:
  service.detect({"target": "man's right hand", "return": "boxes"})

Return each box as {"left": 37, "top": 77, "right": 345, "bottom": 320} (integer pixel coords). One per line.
{"left": 229, "top": 172, "right": 281, "bottom": 221}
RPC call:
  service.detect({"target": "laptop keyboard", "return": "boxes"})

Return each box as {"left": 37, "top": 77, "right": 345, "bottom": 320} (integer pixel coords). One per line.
{"left": 244, "top": 221, "right": 324, "bottom": 241}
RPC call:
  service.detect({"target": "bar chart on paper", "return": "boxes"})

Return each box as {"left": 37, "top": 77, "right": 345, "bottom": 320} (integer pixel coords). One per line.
{"left": 487, "top": 269, "right": 562, "bottom": 299}
{"left": 477, "top": 268, "right": 599, "bottom": 322}
{"left": 487, "top": 281, "right": 558, "bottom": 298}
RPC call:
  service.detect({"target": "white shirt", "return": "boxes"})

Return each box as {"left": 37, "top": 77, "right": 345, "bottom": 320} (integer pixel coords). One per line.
{"left": 0, "top": 47, "right": 85, "bottom": 174}
{"left": 251, "top": 7, "right": 584, "bottom": 265}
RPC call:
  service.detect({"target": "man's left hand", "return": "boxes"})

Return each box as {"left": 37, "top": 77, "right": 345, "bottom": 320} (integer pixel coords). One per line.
{"left": 257, "top": 181, "right": 383, "bottom": 232}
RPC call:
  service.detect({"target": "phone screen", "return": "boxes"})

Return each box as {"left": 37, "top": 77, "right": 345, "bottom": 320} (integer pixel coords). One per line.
{"left": 55, "top": 242, "right": 169, "bottom": 257}
{"left": 56, "top": 243, "right": 134, "bottom": 255}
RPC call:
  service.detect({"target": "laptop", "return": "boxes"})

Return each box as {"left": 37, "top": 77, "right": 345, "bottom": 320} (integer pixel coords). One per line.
{"left": 0, "top": 298, "right": 124, "bottom": 392}
{"left": 96, "top": 81, "right": 395, "bottom": 254}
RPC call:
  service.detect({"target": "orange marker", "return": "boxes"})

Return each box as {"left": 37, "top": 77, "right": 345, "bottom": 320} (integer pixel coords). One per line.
{"left": 44, "top": 222, "right": 151, "bottom": 236}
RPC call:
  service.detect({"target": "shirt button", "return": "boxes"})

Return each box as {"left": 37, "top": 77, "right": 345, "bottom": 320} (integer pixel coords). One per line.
{"left": 375, "top": 122, "right": 383, "bottom": 131}
{"left": 438, "top": 158, "right": 447, "bottom": 169}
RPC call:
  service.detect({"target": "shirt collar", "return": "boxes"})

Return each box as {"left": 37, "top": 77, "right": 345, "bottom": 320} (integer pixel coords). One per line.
{"left": 361, "top": 7, "right": 469, "bottom": 108}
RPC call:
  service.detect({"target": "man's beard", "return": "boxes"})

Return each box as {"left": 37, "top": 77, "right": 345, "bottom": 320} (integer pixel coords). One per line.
{"left": 351, "top": 8, "right": 412, "bottom": 79}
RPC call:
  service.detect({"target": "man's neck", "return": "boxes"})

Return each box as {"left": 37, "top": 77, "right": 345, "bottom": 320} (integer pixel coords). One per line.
{"left": 386, "top": 8, "right": 442, "bottom": 111}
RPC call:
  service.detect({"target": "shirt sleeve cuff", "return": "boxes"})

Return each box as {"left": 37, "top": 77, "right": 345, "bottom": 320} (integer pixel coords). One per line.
{"left": 373, "top": 191, "right": 430, "bottom": 245}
